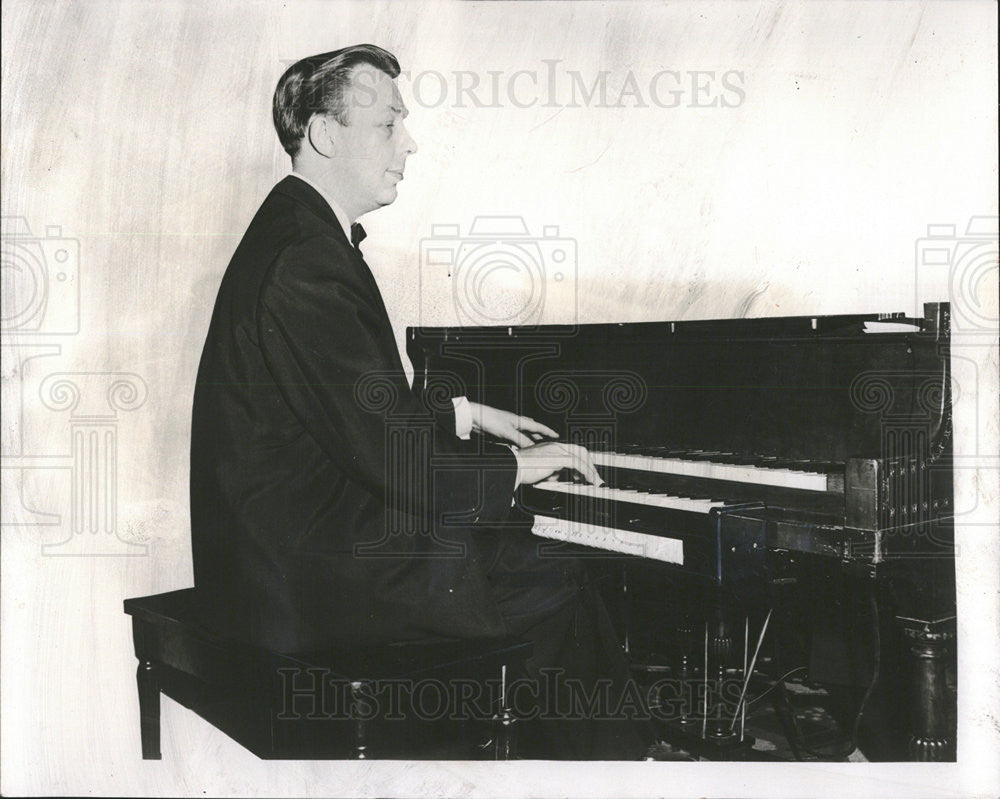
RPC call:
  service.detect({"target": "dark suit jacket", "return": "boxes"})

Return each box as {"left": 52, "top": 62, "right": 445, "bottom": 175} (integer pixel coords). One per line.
{"left": 190, "top": 176, "right": 519, "bottom": 651}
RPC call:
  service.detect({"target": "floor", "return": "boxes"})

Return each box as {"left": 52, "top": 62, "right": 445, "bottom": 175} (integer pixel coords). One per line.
{"left": 634, "top": 659, "right": 872, "bottom": 762}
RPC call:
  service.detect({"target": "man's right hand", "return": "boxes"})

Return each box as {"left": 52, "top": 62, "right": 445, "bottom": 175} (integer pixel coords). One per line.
{"left": 512, "top": 441, "right": 604, "bottom": 487}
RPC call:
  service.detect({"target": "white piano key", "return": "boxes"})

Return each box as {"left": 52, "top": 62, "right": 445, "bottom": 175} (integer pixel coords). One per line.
{"left": 590, "top": 451, "right": 829, "bottom": 492}
{"left": 531, "top": 479, "right": 720, "bottom": 514}
{"left": 531, "top": 514, "right": 685, "bottom": 564}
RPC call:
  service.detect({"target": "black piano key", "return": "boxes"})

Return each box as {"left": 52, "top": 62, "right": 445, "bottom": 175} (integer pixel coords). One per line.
{"left": 628, "top": 446, "right": 681, "bottom": 456}
{"left": 803, "top": 460, "right": 843, "bottom": 473}
{"left": 772, "top": 459, "right": 812, "bottom": 471}
{"left": 714, "top": 455, "right": 758, "bottom": 465}
{"left": 674, "top": 451, "right": 721, "bottom": 462}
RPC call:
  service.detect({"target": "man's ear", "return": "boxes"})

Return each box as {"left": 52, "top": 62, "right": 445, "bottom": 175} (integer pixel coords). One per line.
{"left": 305, "top": 115, "right": 336, "bottom": 158}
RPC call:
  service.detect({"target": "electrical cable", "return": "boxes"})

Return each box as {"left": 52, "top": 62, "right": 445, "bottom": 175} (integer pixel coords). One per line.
{"left": 745, "top": 665, "right": 807, "bottom": 708}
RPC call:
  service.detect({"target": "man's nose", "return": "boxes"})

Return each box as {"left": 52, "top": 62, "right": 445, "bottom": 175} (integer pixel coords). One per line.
{"left": 399, "top": 121, "right": 417, "bottom": 156}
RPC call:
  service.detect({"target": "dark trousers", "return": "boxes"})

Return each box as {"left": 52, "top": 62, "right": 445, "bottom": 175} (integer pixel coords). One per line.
{"left": 485, "top": 522, "right": 653, "bottom": 760}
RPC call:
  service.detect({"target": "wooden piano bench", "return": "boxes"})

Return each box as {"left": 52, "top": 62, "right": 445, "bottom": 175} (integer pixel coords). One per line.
{"left": 124, "top": 589, "right": 532, "bottom": 760}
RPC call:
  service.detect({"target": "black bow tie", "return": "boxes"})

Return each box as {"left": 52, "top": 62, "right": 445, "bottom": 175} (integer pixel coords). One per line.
{"left": 350, "top": 222, "right": 367, "bottom": 251}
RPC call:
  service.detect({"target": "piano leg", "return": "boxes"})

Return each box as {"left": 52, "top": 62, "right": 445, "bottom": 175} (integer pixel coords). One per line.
{"left": 771, "top": 681, "right": 806, "bottom": 761}
{"left": 903, "top": 621, "right": 956, "bottom": 761}
{"left": 621, "top": 565, "right": 630, "bottom": 657}
{"left": 663, "top": 609, "right": 757, "bottom": 756}
{"left": 675, "top": 621, "right": 697, "bottom": 729}
{"left": 706, "top": 612, "right": 736, "bottom": 743}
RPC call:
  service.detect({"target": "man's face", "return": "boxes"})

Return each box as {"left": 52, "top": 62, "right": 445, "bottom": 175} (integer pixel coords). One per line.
{"left": 325, "top": 66, "right": 417, "bottom": 218}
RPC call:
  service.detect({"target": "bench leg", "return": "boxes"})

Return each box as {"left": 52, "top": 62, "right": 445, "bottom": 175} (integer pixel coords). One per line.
{"left": 494, "top": 664, "right": 517, "bottom": 760}
{"left": 350, "top": 680, "right": 369, "bottom": 759}
{"left": 137, "top": 660, "right": 161, "bottom": 759}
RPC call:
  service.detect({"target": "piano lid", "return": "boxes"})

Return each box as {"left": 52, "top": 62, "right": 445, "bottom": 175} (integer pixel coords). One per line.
{"left": 407, "top": 304, "right": 951, "bottom": 465}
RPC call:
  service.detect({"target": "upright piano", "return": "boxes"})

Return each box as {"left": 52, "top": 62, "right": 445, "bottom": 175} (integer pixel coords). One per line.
{"left": 408, "top": 303, "right": 956, "bottom": 761}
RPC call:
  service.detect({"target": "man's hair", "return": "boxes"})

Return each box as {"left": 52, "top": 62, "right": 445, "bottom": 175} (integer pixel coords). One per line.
{"left": 272, "top": 44, "right": 401, "bottom": 157}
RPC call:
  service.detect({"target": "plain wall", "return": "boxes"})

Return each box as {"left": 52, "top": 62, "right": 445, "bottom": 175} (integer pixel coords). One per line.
{"left": 2, "top": 1, "right": 997, "bottom": 796}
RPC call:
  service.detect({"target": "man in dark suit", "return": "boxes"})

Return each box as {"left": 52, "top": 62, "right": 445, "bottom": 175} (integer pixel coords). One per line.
{"left": 191, "top": 44, "right": 649, "bottom": 758}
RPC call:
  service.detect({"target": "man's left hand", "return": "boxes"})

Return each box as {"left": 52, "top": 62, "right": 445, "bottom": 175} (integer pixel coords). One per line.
{"left": 467, "top": 401, "right": 559, "bottom": 447}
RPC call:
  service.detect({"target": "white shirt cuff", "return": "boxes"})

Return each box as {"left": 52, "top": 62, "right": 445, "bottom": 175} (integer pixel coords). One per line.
{"left": 507, "top": 445, "right": 523, "bottom": 490}
{"left": 452, "top": 396, "right": 473, "bottom": 439}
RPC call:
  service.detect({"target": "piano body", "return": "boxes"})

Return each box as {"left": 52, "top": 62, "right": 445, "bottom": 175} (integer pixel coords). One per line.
{"left": 407, "top": 303, "right": 956, "bottom": 761}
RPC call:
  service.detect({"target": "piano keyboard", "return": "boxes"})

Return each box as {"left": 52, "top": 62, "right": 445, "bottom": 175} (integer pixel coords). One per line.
{"left": 590, "top": 449, "right": 830, "bottom": 492}
{"left": 531, "top": 514, "right": 685, "bottom": 564}
{"left": 531, "top": 478, "right": 726, "bottom": 514}
{"left": 524, "top": 451, "right": 839, "bottom": 566}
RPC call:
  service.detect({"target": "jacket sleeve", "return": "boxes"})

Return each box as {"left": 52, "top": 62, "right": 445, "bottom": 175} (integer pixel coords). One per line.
{"left": 256, "top": 237, "right": 517, "bottom": 525}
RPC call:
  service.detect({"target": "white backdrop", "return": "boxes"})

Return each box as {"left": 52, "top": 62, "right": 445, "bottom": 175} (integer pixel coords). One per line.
{"left": 2, "top": 1, "right": 997, "bottom": 796}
